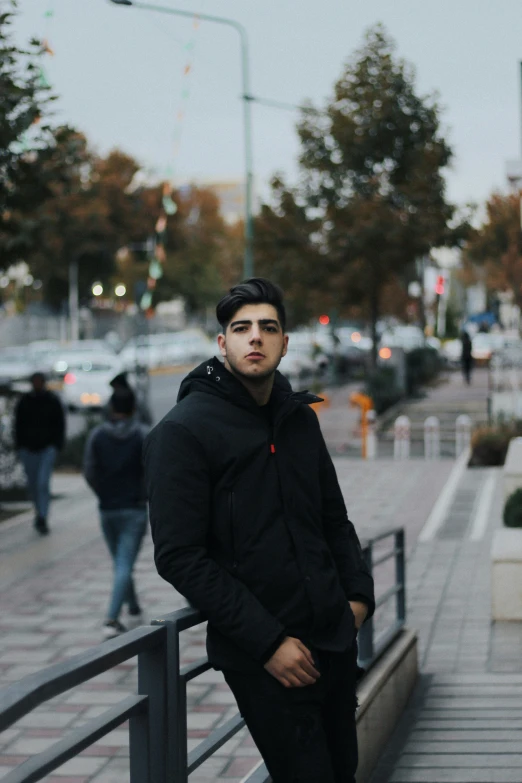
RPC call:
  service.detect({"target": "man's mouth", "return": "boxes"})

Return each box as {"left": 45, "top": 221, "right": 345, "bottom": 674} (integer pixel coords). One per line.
{"left": 246, "top": 352, "right": 265, "bottom": 359}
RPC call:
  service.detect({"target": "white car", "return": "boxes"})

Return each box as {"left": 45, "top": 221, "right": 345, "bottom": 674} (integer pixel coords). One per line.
{"left": 278, "top": 343, "right": 316, "bottom": 379}
{"left": 60, "top": 356, "right": 124, "bottom": 411}
{"left": 472, "top": 333, "right": 507, "bottom": 362}
{"left": 120, "top": 329, "right": 213, "bottom": 370}
{"left": 0, "top": 346, "right": 35, "bottom": 382}
{"left": 380, "top": 325, "right": 425, "bottom": 353}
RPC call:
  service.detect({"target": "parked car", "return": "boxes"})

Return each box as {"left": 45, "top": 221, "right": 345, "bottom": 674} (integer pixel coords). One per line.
{"left": 60, "top": 356, "right": 125, "bottom": 411}
{"left": 472, "top": 333, "right": 508, "bottom": 363}
{"left": 380, "top": 325, "right": 425, "bottom": 353}
{"left": 0, "top": 347, "right": 35, "bottom": 382}
{"left": 119, "top": 329, "right": 213, "bottom": 370}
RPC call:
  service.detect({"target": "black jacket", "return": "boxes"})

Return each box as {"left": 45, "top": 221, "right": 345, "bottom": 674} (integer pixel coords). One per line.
{"left": 144, "top": 357, "right": 375, "bottom": 671}
{"left": 14, "top": 390, "right": 65, "bottom": 452}
{"left": 84, "top": 418, "right": 148, "bottom": 511}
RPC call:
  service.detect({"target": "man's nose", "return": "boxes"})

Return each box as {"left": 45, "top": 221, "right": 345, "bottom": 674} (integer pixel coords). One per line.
{"left": 249, "top": 325, "right": 262, "bottom": 342}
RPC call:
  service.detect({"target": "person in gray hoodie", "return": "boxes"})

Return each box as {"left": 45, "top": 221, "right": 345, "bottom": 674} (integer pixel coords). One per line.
{"left": 83, "top": 387, "right": 148, "bottom": 638}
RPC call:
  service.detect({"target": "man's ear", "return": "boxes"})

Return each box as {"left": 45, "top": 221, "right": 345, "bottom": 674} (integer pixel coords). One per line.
{"left": 217, "top": 333, "right": 227, "bottom": 358}
{"left": 281, "top": 333, "right": 289, "bottom": 358}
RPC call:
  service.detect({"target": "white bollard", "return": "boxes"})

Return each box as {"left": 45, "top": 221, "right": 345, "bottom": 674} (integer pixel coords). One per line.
{"left": 455, "top": 414, "right": 472, "bottom": 456}
{"left": 394, "top": 415, "right": 410, "bottom": 460}
{"left": 424, "top": 416, "right": 440, "bottom": 460}
{"left": 366, "top": 409, "right": 377, "bottom": 460}
{"left": 491, "top": 355, "right": 503, "bottom": 391}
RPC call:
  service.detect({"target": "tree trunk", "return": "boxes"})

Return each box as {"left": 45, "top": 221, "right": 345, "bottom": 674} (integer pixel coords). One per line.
{"left": 370, "top": 271, "right": 380, "bottom": 370}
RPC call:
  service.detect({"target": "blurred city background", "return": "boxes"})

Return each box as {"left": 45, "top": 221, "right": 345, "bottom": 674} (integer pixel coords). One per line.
{"left": 2, "top": 2, "right": 522, "bottom": 781}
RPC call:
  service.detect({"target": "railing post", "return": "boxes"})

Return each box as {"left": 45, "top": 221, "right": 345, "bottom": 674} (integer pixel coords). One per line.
{"left": 395, "top": 529, "right": 406, "bottom": 624}
{"left": 152, "top": 616, "right": 188, "bottom": 783}
{"left": 358, "top": 542, "right": 374, "bottom": 665}
{"left": 134, "top": 626, "right": 168, "bottom": 783}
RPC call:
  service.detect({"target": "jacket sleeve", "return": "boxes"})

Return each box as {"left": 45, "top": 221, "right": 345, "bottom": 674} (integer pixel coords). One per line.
{"left": 52, "top": 395, "right": 66, "bottom": 450}
{"left": 318, "top": 432, "right": 375, "bottom": 618}
{"left": 143, "top": 419, "right": 286, "bottom": 663}
{"left": 13, "top": 397, "right": 24, "bottom": 450}
{"left": 83, "top": 429, "right": 100, "bottom": 494}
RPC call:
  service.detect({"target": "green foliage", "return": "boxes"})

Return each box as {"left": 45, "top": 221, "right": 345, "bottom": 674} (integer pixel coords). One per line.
{"left": 256, "top": 24, "right": 459, "bottom": 349}
{"left": 503, "top": 488, "right": 522, "bottom": 529}
{"left": 365, "top": 366, "right": 402, "bottom": 414}
{"left": 406, "top": 347, "right": 441, "bottom": 395}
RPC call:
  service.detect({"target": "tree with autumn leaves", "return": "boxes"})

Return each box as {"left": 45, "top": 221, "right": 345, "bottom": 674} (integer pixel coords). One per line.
{"left": 463, "top": 192, "right": 522, "bottom": 315}
{"left": 257, "top": 25, "right": 459, "bottom": 361}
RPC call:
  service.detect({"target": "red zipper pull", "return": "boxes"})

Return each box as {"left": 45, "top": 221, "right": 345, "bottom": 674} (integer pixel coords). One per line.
{"left": 270, "top": 443, "right": 276, "bottom": 454}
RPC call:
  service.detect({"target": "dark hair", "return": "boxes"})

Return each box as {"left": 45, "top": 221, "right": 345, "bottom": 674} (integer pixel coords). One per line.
{"left": 110, "top": 387, "right": 136, "bottom": 416}
{"left": 30, "top": 371, "right": 46, "bottom": 383}
{"left": 216, "top": 278, "right": 286, "bottom": 332}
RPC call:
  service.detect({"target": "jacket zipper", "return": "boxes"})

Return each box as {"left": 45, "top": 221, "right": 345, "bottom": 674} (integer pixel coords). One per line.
{"left": 229, "top": 491, "right": 238, "bottom": 571}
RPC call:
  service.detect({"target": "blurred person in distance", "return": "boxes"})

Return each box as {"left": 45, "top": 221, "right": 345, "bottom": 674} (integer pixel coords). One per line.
{"left": 461, "top": 330, "right": 473, "bottom": 385}
{"left": 83, "top": 387, "right": 149, "bottom": 638}
{"left": 14, "top": 371, "right": 65, "bottom": 535}
{"left": 106, "top": 371, "right": 153, "bottom": 426}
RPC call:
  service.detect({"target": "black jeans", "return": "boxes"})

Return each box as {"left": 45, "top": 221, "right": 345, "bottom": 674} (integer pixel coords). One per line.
{"left": 223, "top": 645, "right": 358, "bottom": 783}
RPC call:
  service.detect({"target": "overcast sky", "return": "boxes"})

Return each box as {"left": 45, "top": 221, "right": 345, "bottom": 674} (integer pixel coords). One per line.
{"left": 12, "top": 0, "right": 522, "bottom": 209}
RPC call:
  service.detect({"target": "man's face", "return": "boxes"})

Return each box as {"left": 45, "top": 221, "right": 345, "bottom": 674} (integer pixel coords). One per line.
{"left": 217, "top": 303, "right": 288, "bottom": 382}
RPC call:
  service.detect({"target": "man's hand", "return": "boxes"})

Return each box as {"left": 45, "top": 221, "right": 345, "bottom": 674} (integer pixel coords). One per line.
{"left": 349, "top": 600, "right": 368, "bottom": 630}
{"left": 264, "top": 636, "right": 320, "bottom": 688}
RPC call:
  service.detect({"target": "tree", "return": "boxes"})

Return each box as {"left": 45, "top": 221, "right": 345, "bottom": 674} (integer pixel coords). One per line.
{"left": 464, "top": 192, "right": 522, "bottom": 312}
{"left": 0, "top": 1, "right": 75, "bottom": 267}
{"left": 295, "top": 24, "right": 455, "bottom": 363}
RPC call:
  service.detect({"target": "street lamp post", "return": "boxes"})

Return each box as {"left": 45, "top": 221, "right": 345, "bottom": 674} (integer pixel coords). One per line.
{"left": 109, "top": 0, "right": 255, "bottom": 279}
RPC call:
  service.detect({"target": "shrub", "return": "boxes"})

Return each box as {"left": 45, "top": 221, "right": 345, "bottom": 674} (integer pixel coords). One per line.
{"left": 469, "top": 422, "right": 522, "bottom": 467}
{"left": 365, "top": 366, "right": 402, "bottom": 415}
{"left": 406, "top": 347, "right": 441, "bottom": 395}
{"left": 503, "top": 487, "right": 522, "bottom": 528}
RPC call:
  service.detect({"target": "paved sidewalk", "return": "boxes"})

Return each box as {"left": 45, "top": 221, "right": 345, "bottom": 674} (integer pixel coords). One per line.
{"left": 0, "top": 456, "right": 454, "bottom": 782}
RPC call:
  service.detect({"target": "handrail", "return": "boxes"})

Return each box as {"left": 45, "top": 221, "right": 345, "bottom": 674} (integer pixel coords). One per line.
{"left": 0, "top": 527, "right": 406, "bottom": 783}
{"left": 0, "top": 625, "right": 163, "bottom": 731}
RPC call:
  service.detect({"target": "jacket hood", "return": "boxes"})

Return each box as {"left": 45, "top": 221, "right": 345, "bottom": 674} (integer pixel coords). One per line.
{"left": 99, "top": 418, "right": 144, "bottom": 440}
{"left": 177, "top": 356, "right": 322, "bottom": 410}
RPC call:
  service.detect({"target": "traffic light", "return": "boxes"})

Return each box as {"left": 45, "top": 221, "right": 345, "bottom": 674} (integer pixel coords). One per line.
{"left": 435, "top": 275, "right": 445, "bottom": 296}
{"left": 318, "top": 314, "right": 330, "bottom": 326}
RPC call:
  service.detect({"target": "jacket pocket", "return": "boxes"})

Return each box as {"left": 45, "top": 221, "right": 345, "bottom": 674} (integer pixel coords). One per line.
{"left": 228, "top": 491, "right": 238, "bottom": 571}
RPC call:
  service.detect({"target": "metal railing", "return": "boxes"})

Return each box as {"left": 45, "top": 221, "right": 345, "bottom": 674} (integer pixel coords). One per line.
{"left": 0, "top": 528, "right": 406, "bottom": 782}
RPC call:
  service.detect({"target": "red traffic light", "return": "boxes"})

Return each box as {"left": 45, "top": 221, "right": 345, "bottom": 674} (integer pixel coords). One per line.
{"left": 435, "top": 275, "right": 445, "bottom": 296}
{"left": 318, "top": 314, "right": 330, "bottom": 326}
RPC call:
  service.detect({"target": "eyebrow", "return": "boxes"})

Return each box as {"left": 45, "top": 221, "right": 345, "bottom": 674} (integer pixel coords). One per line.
{"left": 229, "top": 319, "right": 280, "bottom": 329}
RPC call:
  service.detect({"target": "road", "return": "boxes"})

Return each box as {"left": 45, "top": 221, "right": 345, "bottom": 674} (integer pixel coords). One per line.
{"left": 66, "top": 368, "right": 188, "bottom": 439}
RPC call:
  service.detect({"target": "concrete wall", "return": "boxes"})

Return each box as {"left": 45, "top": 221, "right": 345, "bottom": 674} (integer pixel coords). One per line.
{"left": 356, "top": 628, "right": 418, "bottom": 783}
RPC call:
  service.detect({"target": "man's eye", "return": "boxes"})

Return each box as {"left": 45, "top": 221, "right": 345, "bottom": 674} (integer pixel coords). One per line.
{"left": 234, "top": 326, "right": 247, "bottom": 332}
{"left": 264, "top": 326, "right": 277, "bottom": 333}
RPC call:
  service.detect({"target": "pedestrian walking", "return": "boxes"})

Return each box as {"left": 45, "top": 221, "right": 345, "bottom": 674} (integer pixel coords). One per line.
{"left": 83, "top": 387, "right": 148, "bottom": 638}
{"left": 107, "top": 371, "right": 153, "bottom": 426}
{"left": 144, "top": 278, "right": 374, "bottom": 783}
{"left": 14, "top": 371, "right": 65, "bottom": 535}
{"left": 461, "top": 330, "right": 473, "bottom": 385}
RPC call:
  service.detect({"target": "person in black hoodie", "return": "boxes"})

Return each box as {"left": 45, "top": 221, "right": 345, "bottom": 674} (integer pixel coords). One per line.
{"left": 143, "top": 279, "right": 374, "bottom": 783}
{"left": 14, "top": 371, "right": 65, "bottom": 535}
{"left": 84, "top": 388, "right": 148, "bottom": 638}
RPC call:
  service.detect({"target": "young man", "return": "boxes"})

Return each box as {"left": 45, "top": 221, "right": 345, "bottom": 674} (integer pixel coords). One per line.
{"left": 144, "top": 279, "right": 374, "bottom": 782}
{"left": 14, "top": 371, "right": 65, "bottom": 535}
{"left": 84, "top": 388, "right": 148, "bottom": 638}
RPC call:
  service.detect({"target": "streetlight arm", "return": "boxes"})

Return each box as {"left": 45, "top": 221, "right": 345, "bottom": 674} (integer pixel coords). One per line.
{"left": 109, "top": 0, "right": 254, "bottom": 278}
